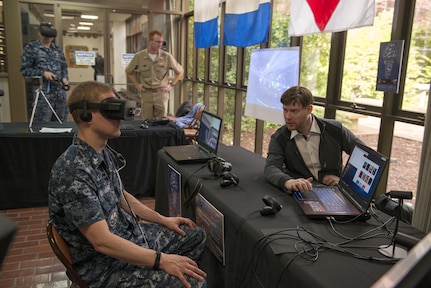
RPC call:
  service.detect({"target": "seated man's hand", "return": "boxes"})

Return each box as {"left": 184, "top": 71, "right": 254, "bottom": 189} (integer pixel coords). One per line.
{"left": 284, "top": 177, "right": 313, "bottom": 192}
{"left": 160, "top": 253, "right": 206, "bottom": 288}
{"left": 322, "top": 175, "right": 340, "bottom": 186}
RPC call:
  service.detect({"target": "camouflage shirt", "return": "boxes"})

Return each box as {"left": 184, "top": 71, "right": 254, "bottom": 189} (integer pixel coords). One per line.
{"left": 48, "top": 136, "right": 207, "bottom": 287}
{"left": 20, "top": 40, "right": 68, "bottom": 90}
{"left": 48, "top": 136, "right": 145, "bottom": 286}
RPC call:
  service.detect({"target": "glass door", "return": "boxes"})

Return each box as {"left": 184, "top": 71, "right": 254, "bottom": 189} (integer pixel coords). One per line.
{"left": 61, "top": 6, "right": 106, "bottom": 87}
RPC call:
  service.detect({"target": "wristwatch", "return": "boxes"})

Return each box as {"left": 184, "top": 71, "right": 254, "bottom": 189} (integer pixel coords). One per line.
{"left": 169, "top": 81, "right": 174, "bottom": 86}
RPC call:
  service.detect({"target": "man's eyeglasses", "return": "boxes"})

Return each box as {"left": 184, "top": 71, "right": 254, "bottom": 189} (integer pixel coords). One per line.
{"left": 151, "top": 39, "right": 165, "bottom": 45}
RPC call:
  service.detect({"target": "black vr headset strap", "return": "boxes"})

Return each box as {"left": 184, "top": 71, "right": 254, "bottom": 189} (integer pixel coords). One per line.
{"left": 40, "top": 22, "right": 57, "bottom": 38}
{"left": 69, "top": 98, "right": 136, "bottom": 121}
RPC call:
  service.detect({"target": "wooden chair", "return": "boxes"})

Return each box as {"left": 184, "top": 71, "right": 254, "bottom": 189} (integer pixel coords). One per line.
{"left": 182, "top": 107, "right": 205, "bottom": 144}
{"left": 183, "top": 127, "right": 199, "bottom": 144}
{"left": 46, "top": 221, "right": 88, "bottom": 288}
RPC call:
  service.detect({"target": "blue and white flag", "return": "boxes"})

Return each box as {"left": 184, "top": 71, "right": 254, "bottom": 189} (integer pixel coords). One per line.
{"left": 194, "top": 0, "right": 219, "bottom": 48}
{"left": 224, "top": 0, "right": 271, "bottom": 47}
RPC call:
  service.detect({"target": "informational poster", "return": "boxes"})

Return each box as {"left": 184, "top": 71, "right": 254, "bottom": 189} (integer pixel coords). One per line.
{"left": 195, "top": 193, "right": 225, "bottom": 266}
{"left": 122, "top": 53, "right": 135, "bottom": 66}
{"left": 376, "top": 40, "right": 405, "bottom": 93}
{"left": 75, "top": 51, "right": 95, "bottom": 65}
{"left": 65, "top": 45, "right": 89, "bottom": 68}
{"left": 167, "top": 165, "right": 181, "bottom": 217}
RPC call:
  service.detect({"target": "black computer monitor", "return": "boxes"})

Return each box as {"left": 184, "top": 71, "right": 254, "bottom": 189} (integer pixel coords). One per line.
{"left": 0, "top": 214, "right": 18, "bottom": 270}
{"left": 372, "top": 231, "right": 431, "bottom": 288}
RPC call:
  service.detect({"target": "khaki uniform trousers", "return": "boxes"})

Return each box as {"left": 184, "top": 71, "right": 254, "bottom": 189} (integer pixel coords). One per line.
{"left": 140, "top": 89, "right": 169, "bottom": 119}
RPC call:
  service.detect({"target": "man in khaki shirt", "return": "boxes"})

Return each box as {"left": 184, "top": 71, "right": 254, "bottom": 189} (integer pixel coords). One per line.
{"left": 126, "top": 30, "right": 184, "bottom": 119}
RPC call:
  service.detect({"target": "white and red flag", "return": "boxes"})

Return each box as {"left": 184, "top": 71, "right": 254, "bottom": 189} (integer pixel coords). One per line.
{"left": 289, "top": 0, "right": 375, "bottom": 36}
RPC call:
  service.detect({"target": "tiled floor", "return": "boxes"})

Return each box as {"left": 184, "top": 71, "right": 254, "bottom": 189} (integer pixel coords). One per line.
{"left": 0, "top": 197, "right": 155, "bottom": 288}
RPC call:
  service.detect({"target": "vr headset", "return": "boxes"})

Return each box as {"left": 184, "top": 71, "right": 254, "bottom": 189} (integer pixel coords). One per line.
{"left": 69, "top": 98, "right": 137, "bottom": 121}
{"left": 40, "top": 22, "right": 57, "bottom": 38}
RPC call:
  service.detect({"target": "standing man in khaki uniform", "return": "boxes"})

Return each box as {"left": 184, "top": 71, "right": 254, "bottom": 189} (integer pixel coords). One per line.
{"left": 126, "top": 30, "right": 184, "bottom": 119}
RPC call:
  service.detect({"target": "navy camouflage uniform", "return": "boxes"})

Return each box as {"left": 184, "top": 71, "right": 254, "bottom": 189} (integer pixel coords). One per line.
{"left": 20, "top": 40, "right": 69, "bottom": 122}
{"left": 48, "top": 136, "right": 207, "bottom": 287}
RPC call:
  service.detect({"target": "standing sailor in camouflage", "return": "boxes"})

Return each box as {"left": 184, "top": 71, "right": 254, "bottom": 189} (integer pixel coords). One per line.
{"left": 48, "top": 81, "right": 207, "bottom": 288}
{"left": 20, "top": 22, "right": 69, "bottom": 122}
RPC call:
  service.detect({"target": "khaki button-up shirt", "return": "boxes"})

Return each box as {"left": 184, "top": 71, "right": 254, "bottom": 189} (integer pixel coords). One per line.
{"left": 125, "top": 49, "right": 183, "bottom": 89}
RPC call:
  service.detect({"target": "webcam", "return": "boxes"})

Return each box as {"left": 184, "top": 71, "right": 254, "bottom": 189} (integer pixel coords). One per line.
{"left": 260, "top": 195, "right": 282, "bottom": 216}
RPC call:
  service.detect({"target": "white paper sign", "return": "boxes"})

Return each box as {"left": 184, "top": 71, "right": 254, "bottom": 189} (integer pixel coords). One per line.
{"left": 75, "top": 51, "right": 95, "bottom": 65}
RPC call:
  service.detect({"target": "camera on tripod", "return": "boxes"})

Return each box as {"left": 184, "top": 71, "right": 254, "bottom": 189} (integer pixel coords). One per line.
{"left": 31, "top": 76, "right": 43, "bottom": 87}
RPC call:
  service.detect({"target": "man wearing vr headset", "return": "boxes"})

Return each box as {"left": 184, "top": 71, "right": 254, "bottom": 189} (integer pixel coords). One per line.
{"left": 126, "top": 30, "right": 184, "bottom": 120}
{"left": 20, "top": 22, "right": 69, "bottom": 122}
{"left": 48, "top": 81, "right": 207, "bottom": 288}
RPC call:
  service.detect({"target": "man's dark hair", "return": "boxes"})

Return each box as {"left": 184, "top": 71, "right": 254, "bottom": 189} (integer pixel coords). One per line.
{"left": 280, "top": 86, "right": 314, "bottom": 108}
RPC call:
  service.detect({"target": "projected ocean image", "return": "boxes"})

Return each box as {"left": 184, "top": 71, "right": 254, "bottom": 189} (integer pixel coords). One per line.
{"left": 245, "top": 48, "right": 299, "bottom": 124}
{"left": 247, "top": 48, "right": 300, "bottom": 109}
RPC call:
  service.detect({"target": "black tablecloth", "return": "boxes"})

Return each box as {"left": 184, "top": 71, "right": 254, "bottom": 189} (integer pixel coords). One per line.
{"left": 0, "top": 121, "right": 185, "bottom": 210}
{"left": 155, "top": 145, "right": 425, "bottom": 288}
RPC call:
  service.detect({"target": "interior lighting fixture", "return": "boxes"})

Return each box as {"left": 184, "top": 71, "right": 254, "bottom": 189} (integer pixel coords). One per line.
{"left": 81, "top": 14, "right": 98, "bottom": 20}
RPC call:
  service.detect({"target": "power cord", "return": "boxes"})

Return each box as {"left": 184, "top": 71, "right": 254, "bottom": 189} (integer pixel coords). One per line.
{"left": 182, "top": 161, "right": 211, "bottom": 207}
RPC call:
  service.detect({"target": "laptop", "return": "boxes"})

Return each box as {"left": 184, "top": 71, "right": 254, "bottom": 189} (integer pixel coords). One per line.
{"left": 163, "top": 110, "right": 223, "bottom": 163}
{"left": 292, "top": 143, "right": 388, "bottom": 220}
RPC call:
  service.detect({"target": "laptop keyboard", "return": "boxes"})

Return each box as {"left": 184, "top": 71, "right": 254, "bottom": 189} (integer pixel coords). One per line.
{"left": 313, "top": 187, "right": 351, "bottom": 212}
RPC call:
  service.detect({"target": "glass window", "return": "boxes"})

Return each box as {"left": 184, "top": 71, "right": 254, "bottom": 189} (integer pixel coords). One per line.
{"left": 241, "top": 115, "right": 256, "bottom": 153}
{"left": 225, "top": 46, "right": 237, "bottom": 84}
{"left": 197, "top": 48, "right": 205, "bottom": 80}
{"left": 196, "top": 82, "right": 204, "bottom": 104}
{"left": 403, "top": 0, "right": 431, "bottom": 113}
{"left": 210, "top": 46, "right": 219, "bottom": 82}
{"left": 335, "top": 111, "right": 379, "bottom": 135}
{"left": 208, "top": 85, "right": 218, "bottom": 109}
{"left": 271, "top": 0, "right": 290, "bottom": 48}
{"left": 300, "top": 33, "right": 331, "bottom": 97}
{"left": 341, "top": 0, "right": 394, "bottom": 106}
{"left": 222, "top": 88, "right": 235, "bottom": 144}
{"left": 388, "top": 122, "right": 423, "bottom": 206}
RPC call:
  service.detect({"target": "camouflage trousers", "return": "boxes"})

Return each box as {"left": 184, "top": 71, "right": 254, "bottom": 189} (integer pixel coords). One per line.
{"left": 100, "top": 223, "right": 207, "bottom": 288}
{"left": 31, "top": 87, "right": 68, "bottom": 122}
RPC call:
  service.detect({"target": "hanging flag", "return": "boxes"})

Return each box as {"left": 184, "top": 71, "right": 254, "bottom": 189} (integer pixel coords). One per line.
{"left": 224, "top": 0, "right": 271, "bottom": 47}
{"left": 289, "top": 0, "right": 375, "bottom": 36}
{"left": 194, "top": 0, "right": 219, "bottom": 48}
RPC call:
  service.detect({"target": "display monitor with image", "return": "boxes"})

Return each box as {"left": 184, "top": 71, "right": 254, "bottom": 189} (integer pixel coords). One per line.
{"left": 245, "top": 47, "right": 300, "bottom": 125}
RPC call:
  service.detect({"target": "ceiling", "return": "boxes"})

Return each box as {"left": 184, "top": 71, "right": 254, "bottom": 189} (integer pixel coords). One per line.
{"left": 29, "top": 1, "right": 174, "bottom": 37}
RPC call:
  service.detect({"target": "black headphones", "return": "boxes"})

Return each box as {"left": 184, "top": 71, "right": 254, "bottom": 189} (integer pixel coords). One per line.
{"left": 69, "top": 98, "right": 137, "bottom": 122}
{"left": 260, "top": 195, "right": 282, "bottom": 216}
{"left": 219, "top": 171, "right": 239, "bottom": 188}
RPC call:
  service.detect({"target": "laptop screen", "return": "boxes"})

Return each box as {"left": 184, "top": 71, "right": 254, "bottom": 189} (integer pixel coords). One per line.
{"left": 339, "top": 143, "right": 388, "bottom": 209}
{"left": 197, "top": 110, "right": 223, "bottom": 154}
